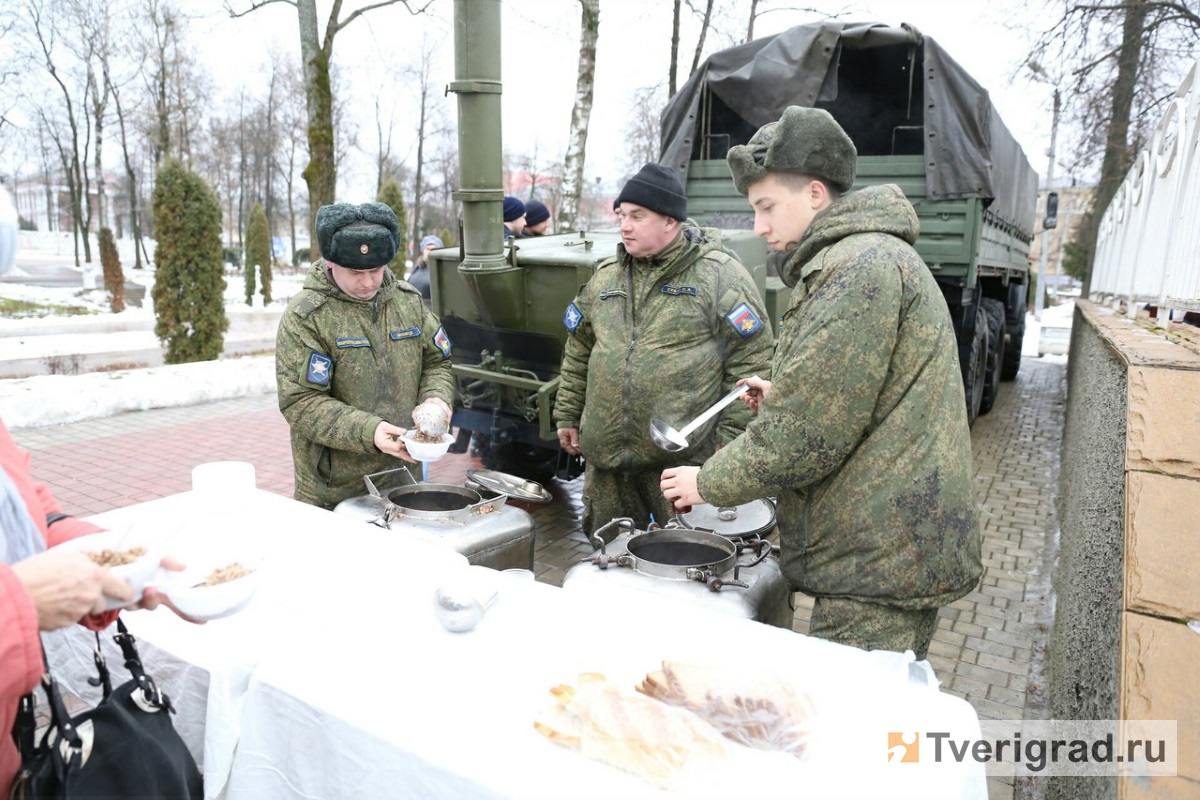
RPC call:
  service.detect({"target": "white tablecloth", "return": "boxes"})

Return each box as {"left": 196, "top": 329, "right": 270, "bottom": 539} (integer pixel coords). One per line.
{"left": 45, "top": 490, "right": 987, "bottom": 799}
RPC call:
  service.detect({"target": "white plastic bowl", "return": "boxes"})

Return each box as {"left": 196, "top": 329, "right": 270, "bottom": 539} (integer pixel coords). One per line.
{"left": 402, "top": 430, "right": 455, "bottom": 462}
{"left": 155, "top": 562, "right": 260, "bottom": 621}
{"left": 50, "top": 531, "right": 162, "bottom": 610}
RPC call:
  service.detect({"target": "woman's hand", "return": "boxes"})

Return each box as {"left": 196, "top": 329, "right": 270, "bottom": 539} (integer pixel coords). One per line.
{"left": 12, "top": 550, "right": 132, "bottom": 631}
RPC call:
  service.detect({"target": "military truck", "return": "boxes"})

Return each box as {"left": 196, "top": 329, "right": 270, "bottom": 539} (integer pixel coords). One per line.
{"left": 432, "top": 10, "right": 1036, "bottom": 479}
{"left": 662, "top": 22, "right": 1038, "bottom": 424}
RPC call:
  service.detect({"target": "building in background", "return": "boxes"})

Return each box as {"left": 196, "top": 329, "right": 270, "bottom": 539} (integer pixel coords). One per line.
{"left": 1030, "top": 185, "right": 1095, "bottom": 298}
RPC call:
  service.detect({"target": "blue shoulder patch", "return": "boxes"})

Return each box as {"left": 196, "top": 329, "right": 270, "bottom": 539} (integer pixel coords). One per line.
{"left": 726, "top": 302, "right": 764, "bottom": 337}
{"left": 433, "top": 326, "right": 452, "bottom": 357}
{"left": 563, "top": 302, "right": 584, "bottom": 334}
{"left": 306, "top": 352, "right": 333, "bottom": 386}
{"left": 390, "top": 327, "right": 421, "bottom": 340}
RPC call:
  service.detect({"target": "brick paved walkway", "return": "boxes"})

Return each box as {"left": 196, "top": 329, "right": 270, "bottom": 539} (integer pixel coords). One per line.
{"left": 11, "top": 357, "right": 1066, "bottom": 800}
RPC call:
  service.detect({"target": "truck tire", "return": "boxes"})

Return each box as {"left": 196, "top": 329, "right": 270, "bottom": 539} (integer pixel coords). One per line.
{"left": 1001, "top": 282, "right": 1027, "bottom": 381}
{"left": 979, "top": 298, "right": 1006, "bottom": 415}
{"left": 962, "top": 303, "right": 989, "bottom": 428}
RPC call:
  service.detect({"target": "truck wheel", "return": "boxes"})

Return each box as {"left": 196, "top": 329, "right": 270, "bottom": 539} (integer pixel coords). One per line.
{"left": 1001, "top": 323, "right": 1024, "bottom": 380}
{"left": 979, "top": 298, "right": 1006, "bottom": 415}
{"left": 962, "top": 303, "right": 989, "bottom": 428}
{"left": 1001, "top": 282, "right": 1027, "bottom": 381}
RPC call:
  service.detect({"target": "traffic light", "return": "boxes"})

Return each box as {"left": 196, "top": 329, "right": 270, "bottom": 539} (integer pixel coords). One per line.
{"left": 1044, "top": 191, "right": 1059, "bottom": 229}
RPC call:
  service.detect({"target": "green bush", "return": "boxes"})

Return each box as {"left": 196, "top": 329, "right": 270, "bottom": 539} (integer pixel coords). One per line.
{"left": 376, "top": 178, "right": 408, "bottom": 273}
{"left": 99, "top": 227, "right": 125, "bottom": 313}
{"left": 245, "top": 203, "right": 270, "bottom": 305}
{"left": 151, "top": 159, "right": 229, "bottom": 364}
{"left": 293, "top": 247, "right": 312, "bottom": 267}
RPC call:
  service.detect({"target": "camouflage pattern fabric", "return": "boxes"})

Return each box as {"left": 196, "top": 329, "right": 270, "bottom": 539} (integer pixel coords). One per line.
{"left": 276, "top": 261, "right": 454, "bottom": 509}
{"left": 554, "top": 224, "right": 772, "bottom": 477}
{"left": 697, "top": 185, "right": 982, "bottom": 610}
{"left": 581, "top": 462, "right": 677, "bottom": 542}
{"left": 807, "top": 596, "right": 940, "bottom": 659}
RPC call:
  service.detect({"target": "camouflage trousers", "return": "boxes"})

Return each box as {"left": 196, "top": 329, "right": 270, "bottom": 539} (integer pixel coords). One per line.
{"left": 582, "top": 463, "right": 676, "bottom": 544}
{"left": 807, "top": 596, "right": 940, "bottom": 660}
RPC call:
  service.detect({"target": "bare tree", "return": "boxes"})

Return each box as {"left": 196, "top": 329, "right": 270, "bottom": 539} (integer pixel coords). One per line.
{"left": 405, "top": 38, "right": 445, "bottom": 248}
{"left": 669, "top": 0, "right": 681, "bottom": 97}
{"left": 560, "top": 0, "right": 600, "bottom": 232}
{"left": 225, "top": 0, "right": 433, "bottom": 257}
{"left": 623, "top": 84, "right": 666, "bottom": 176}
{"left": 688, "top": 0, "right": 715, "bottom": 75}
{"left": 26, "top": 0, "right": 92, "bottom": 265}
{"left": 1022, "top": 0, "right": 1200, "bottom": 292}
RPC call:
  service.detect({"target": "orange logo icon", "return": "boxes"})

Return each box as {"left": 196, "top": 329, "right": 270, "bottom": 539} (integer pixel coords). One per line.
{"left": 888, "top": 732, "right": 919, "bottom": 763}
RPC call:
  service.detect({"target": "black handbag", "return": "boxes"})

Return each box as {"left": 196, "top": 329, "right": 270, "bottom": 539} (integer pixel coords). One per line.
{"left": 10, "top": 617, "right": 203, "bottom": 799}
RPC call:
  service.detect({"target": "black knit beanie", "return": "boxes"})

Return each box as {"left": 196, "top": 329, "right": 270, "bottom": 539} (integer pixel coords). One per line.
{"left": 616, "top": 163, "right": 687, "bottom": 221}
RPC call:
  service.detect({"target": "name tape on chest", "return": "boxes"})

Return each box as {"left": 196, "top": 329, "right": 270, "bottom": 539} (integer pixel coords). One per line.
{"left": 335, "top": 337, "right": 371, "bottom": 348}
{"left": 390, "top": 327, "right": 421, "bottom": 340}
{"left": 564, "top": 302, "right": 584, "bottom": 334}
{"left": 726, "top": 302, "right": 764, "bottom": 337}
{"left": 306, "top": 352, "right": 333, "bottom": 386}
{"left": 661, "top": 284, "right": 699, "bottom": 296}
{"left": 598, "top": 289, "right": 627, "bottom": 300}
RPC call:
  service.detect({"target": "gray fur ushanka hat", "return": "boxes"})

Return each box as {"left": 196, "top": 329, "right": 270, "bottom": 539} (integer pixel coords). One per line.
{"left": 727, "top": 106, "right": 858, "bottom": 196}
{"left": 316, "top": 202, "right": 400, "bottom": 269}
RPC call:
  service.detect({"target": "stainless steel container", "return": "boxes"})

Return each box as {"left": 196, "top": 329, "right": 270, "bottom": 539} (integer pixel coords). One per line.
{"left": 332, "top": 468, "right": 537, "bottom": 571}
{"left": 560, "top": 518, "right": 793, "bottom": 629}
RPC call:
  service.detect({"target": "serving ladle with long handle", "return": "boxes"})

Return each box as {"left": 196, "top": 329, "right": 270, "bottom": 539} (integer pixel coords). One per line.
{"left": 650, "top": 376, "right": 760, "bottom": 452}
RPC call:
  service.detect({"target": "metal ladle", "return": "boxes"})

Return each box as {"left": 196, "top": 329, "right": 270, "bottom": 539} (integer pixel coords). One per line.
{"left": 650, "top": 377, "right": 759, "bottom": 452}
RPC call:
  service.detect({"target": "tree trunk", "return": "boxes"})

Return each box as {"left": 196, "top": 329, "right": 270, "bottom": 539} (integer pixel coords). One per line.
{"left": 412, "top": 76, "right": 428, "bottom": 249}
{"left": 560, "top": 0, "right": 601, "bottom": 232}
{"left": 297, "top": 0, "right": 336, "bottom": 256}
{"left": 113, "top": 85, "right": 143, "bottom": 269}
{"left": 690, "top": 0, "right": 715, "bottom": 75}
{"left": 1081, "top": 0, "right": 1148, "bottom": 296}
{"left": 746, "top": 0, "right": 759, "bottom": 44}
{"left": 669, "top": 0, "right": 681, "bottom": 97}
{"left": 91, "top": 67, "right": 108, "bottom": 238}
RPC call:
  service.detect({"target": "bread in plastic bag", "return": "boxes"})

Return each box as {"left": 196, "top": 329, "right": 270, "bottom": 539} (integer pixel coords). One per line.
{"left": 637, "top": 660, "right": 817, "bottom": 757}
{"left": 534, "top": 672, "right": 728, "bottom": 790}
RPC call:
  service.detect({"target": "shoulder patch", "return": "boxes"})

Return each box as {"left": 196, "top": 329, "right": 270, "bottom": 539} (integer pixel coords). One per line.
{"left": 433, "top": 326, "right": 452, "bottom": 357}
{"left": 598, "top": 289, "right": 627, "bottom": 300}
{"left": 335, "top": 337, "right": 371, "bottom": 348}
{"left": 661, "top": 284, "right": 699, "bottom": 297}
{"left": 294, "top": 292, "right": 329, "bottom": 319}
{"left": 725, "top": 303, "right": 764, "bottom": 337}
{"left": 390, "top": 327, "right": 421, "bottom": 340}
{"left": 563, "top": 302, "right": 584, "bottom": 333}
{"left": 306, "top": 352, "right": 333, "bottom": 386}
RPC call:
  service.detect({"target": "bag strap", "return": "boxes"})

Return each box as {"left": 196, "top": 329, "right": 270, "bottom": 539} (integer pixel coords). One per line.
{"left": 13, "top": 641, "right": 86, "bottom": 761}
{"left": 113, "top": 617, "right": 175, "bottom": 713}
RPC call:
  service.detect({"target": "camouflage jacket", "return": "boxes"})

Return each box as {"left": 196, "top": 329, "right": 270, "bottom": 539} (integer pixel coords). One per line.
{"left": 276, "top": 261, "right": 454, "bottom": 509}
{"left": 554, "top": 224, "right": 772, "bottom": 471}
{"left": 696, "top": 185, "right": 982, "bottom": 609}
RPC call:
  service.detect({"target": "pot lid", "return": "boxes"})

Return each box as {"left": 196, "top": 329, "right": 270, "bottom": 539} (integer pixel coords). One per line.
{"left": 465, "top": 469, "right": 552, "bottom": 503}
{"left": 678, "top": 500, "right": 775, "bottom": 538}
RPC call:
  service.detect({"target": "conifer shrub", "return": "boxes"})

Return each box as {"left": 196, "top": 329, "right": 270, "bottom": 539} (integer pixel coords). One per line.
{"left": 151, "top": 159, "right": 229, "bottom": 364}
{"left": 99, "top": 227, "right": 125, "bottom": 313}
{"left": 245, "top": 203, "right": 270, "bottom": 306}
{"left": 376, "top": 178, "right": 408, "bottom": 272}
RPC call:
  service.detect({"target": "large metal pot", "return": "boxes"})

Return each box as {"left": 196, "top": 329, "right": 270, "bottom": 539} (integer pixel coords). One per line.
{"left": 589, "top": 518, "right": 771, "bottom": 591}
{"left": 360, "top": 468, "right": 506, "bottom": 526}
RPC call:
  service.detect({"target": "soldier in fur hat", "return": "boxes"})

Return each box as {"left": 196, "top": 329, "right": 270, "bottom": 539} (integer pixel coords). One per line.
{"left": 660, "top": 107, "right": 982, "bottom": 659}
{"left": 554, "top": 163, "right": 772, "bottom": 540}
{"left": 275, "top": 202, "right": 455, "bottom": 509}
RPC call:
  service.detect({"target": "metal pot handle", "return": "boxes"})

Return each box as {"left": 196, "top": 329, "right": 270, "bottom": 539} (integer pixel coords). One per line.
{"left": 737, "top": 537, "right": 772, "bottom": 569}
{"left": 589, "top": 518, "right": 635, "bottom": 568}
{"left": 363, "top": 466, "right": 417, "bottom": 498}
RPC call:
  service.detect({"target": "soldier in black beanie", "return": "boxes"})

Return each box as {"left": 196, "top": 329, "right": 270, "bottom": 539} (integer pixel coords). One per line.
{"left": 553, "top": 164, "right": 772, "bottom": 540}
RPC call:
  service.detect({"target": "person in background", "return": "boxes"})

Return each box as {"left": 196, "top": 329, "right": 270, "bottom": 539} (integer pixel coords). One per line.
{"left": 1, "top": 417, "right": 191, "bottom": 794}
{"left": 503, "top": 196, "right": 526, "bottom": 238}
{"left": 554, "top": 163, "right": 772, "bottom": 540}
{"left": 521, "top": 199, "right": 552, "bottom": 237}
{"left": 275, "top": 202, "right": 454, "bottom": 509}
{"left": 659, "top": 106, "right": 982, "bottom": 659}
{"left": 407, "top": 234, "right": 443, "bottom": 304}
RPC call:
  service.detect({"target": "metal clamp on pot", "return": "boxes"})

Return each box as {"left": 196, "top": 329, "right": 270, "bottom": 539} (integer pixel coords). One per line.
{"left": 588, "top": 517, "right": 772, "bottom": 592}
{"left": 362, "top": 467, "right": 508, "bottom": 527}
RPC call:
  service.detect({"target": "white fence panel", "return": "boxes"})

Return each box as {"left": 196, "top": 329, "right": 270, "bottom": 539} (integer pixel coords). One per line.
{"left": 1093, "top": 58, "right": 1200, "bottom": 314}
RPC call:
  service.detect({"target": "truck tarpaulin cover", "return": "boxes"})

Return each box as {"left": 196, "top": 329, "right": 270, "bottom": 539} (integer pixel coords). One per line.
{"left": 660, "top": 21, "right": 1037, "bottom": 238}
